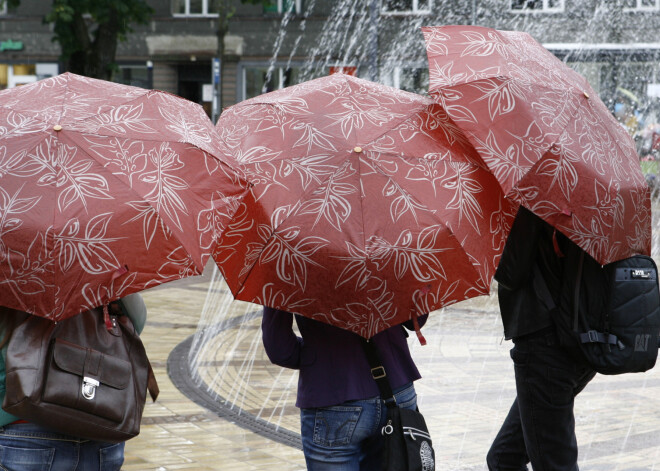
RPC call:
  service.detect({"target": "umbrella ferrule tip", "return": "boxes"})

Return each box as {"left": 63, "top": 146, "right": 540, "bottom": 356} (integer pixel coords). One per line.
{"left": 353, "top": 146, "right": 362, "bottom": 153}
{"left": 53, "top": 124, "right": 62, "bottom": 132}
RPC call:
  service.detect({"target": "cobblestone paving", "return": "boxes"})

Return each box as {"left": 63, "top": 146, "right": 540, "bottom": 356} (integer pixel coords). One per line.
{"left": 124, "top": 264, "right": 660, "bottom": 470}
{"left": 122, "top": 269, "right": 304, "bottom": 470}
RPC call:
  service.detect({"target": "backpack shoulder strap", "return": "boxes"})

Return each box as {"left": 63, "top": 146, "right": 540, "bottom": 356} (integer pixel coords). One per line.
{"left": 572, "top": 251, "right": 585, "bottom": 332}
{"left": 533, "top": 263, "right": 557, "bottom": 311}
{"left": 574, "top": 252, "right": 623, "bottom": 349}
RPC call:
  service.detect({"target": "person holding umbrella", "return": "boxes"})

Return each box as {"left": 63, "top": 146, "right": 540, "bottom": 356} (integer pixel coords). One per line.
{"left": 0, "top": 293, "right": 146, "bottom": 471}
{"left": 486, "top": 207, "right": 596, "bottom": 470}
{"left": 420, "top": 24, "right": 652, "bottom": 470}
{"left": 261, "top": 306, "right": 426, "bottom": 470}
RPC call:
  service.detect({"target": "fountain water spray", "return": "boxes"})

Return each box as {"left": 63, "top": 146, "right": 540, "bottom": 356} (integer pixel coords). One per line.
{"left": 184, "top": 2, "right": 660, "bottom": 468}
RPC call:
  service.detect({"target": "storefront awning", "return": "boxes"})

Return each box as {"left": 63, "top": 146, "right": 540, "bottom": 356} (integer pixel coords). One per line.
{"left": 544, "top": 43, "right": 660, "bottom": 61}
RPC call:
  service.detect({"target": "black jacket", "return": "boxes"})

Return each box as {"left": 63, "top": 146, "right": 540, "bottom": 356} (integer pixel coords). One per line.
{"left": 495, "top": 207, "right": 566, "bottom": 340}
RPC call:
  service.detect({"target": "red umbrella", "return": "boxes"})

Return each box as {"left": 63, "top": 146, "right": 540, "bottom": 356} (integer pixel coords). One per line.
{"left": 214, "top": 73, "right": 516, "bottom": 338}
{"left": 0, "top": 73, "right": 248, "bottom": 320}
{"left": 423, "top": 25, "right": 651, "bottom": 264}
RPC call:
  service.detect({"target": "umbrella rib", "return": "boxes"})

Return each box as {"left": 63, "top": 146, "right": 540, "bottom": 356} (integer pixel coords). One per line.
{"left": 229, "top": 177, "right": 334, "bottom": 299}
{"left": 64, "top": 87, "right": 151, "bottom": 127}
{"left": 510, "top": 99, "right": 637, "bottom": 263}
{"left": 354, "top": 148, "right": 369, "bottom": 273}
{"left": 429, "top": 48, "right": 587, "bottom": 96}
{"left": 62, "top": 88, "right": 217, "bottom": 152}
{"left": 360, "top": 154, "right": 485, "bottom": 283}
{"left": 346, "top": 93, "right": 430, "bottom": 158}
{"left": 58, "top": 73, "right": 71, "bottom": 123}
{"left": 435, "top": 77, "right": 587, "bottom": 110}
{"left": 58, "top": 132, "right": 207, "bottom": 274}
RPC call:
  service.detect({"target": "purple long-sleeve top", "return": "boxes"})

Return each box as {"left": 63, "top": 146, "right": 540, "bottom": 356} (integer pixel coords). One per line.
{"left": 261, "top": 306, "right": 424, "bottom": 409}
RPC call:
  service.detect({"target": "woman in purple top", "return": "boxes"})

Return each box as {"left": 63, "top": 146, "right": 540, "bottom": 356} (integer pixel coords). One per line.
{"left": 261, "top": 306, "right": 426, "bottom": 470}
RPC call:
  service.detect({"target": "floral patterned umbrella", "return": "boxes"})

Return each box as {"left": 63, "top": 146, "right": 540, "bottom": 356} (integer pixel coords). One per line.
{"left": 423, "top": 25, "right": 651, "bottom": 265}
{"left": 0, "top": 72, "right": 248, "bottom": 320}
{"left": 214, "top": 73, "right": 516, "bottom": 338}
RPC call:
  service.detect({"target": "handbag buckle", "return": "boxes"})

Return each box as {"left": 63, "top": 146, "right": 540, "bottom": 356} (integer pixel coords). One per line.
{"left": 82, "top": 377, "right": 100, "bottom": 400}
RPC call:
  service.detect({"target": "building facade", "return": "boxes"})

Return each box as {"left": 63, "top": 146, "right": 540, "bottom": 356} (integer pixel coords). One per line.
{"left": 0, "top": 1, "right": 658, "bottom": 117}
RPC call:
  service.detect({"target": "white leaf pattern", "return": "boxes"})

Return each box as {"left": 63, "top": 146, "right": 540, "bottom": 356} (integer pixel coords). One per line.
{"left": 0, "top": 231, "right": 54, "bottom": 295}
{"left": 0, "top": 72, "right": 248, "bottom": 320}
{"left": 296, "top": 161, "right": 357, "bottom": 231}
{"left": 214, "top": 72, "right": 507, "bottom": 337}
{"left": 369, "top": 225, "right": 450, "bottom": 282}
{"left": 55, "top": 144, "right": 114, "bottom": 212}
{"left": 458, "top": 30, "right": 510, "bottom": 58}
{"left": 72, "top": 103, "right": 156, "bottom": 135}
{"left": 55, "top": 213, "right": 123, "bottom": 275}
{"left": 423, "top": 25, "right": 650, "bottom": 265}
{"left": 83, "top": 135, "right": 148, "bottom": 186}
{"left": 140, "top": 143, "right": 190, "bottom": 231}
{"left": 441, "top": 163, "right": 485, "bottom": 234}
{"left": 258, "top": 224, "right": 329, "bottom": 291}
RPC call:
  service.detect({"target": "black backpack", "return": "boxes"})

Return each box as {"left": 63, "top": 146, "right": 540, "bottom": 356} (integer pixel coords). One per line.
{"left": 541, "top": 244, "right": 660, "bottom": 375}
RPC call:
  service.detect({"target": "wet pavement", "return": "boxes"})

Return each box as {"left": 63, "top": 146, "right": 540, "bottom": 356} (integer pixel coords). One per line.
{"left": 124, "top": 262, "right": 660, "bottom": 470}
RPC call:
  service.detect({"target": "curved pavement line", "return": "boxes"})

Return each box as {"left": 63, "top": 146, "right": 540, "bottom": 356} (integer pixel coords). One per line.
{"left": 167, "top": 315, "right": 303, "bottom": 450}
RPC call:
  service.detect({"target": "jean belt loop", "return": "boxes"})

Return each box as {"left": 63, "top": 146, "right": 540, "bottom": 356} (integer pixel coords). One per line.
{"left": 384, "top": 396, "right": 397, "bottom": 407}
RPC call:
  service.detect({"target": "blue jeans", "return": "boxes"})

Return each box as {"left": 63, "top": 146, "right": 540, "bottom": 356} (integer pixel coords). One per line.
{"left": 300, "top": 383, "right": 418, "bottom": 471}
{"left": 0, "top": 423, "right": 124, "bottom": 471}
{"left": 487, "top": 329, "right": 596, "bottom": 471}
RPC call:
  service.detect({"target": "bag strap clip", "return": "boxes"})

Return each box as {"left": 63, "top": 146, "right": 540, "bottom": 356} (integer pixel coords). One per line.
{"left": 371, "top": 366, "right": 386, "bottom": 380}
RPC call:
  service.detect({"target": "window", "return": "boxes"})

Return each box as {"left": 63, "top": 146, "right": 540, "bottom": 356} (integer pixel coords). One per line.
{"left": 243, "top": 66, "right": 301, "bottom": 100}
{"left": 381, "top": 0, "right": 432, "bottom": 14}
{"left": 623, "top": 0, "right": 660, "bottom": 10}
{"left": 0, "top": 3, "right": 6, "bottom": 15}
{"left": 511, "top": 0, "right": 564, "bottom": 12}
{"left": 388, "top": 67, "right": 429, "bottom": 95}
{"left": 114, "top": 65, "right": 151, "bottom": 89}
{"left": 0, "top": 64, "right": 37, "bottom": 90}
{"left": 172, "top": 0, "right": 219, "bottom": 16}
{"left": 263, "top": 0, "right": 303, "bottom": 14}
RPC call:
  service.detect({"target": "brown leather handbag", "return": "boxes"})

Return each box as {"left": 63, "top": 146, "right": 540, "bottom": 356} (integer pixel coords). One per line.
{"left": 3, "top": 301, "right": 158, "bottom": 443}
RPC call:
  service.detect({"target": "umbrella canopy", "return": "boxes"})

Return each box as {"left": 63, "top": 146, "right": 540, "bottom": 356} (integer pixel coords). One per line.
{"left": 0, "top": 72, "right": 248, "bottom": 320}
{"left": 423, "top": 25, "right": 651, "bottom": 265}
{"left": 214, "top": 73, "right": 516, "bottom": 338}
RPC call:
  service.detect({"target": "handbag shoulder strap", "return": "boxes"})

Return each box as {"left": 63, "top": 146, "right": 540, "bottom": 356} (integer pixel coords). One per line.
{"left": 360, "top": 338, "right": 397, "bottom": 406}
{"left": 146, "top": 363, "right": 159, "bottom": 402}
{"left": 115, "top": 299, "right": 160, "bottom": 402}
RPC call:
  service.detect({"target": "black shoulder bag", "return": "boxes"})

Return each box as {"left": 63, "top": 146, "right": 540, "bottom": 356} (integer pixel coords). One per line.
{"left": 361, "top": 338, "right": 435, "bottom": 471}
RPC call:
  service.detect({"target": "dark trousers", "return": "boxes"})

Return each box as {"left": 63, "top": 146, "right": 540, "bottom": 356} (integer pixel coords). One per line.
{"left": 487, "top": 329, "right": 596, "bottom": 471}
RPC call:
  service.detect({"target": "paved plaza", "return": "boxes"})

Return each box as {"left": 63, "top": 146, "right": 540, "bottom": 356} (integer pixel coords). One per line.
{"left": 123, "top": 262, "right": 660, "bottom": 470}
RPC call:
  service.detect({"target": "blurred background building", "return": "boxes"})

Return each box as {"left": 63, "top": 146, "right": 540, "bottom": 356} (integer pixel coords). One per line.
{"left": 1, "top": 0, "right": 658, "bottom": 135}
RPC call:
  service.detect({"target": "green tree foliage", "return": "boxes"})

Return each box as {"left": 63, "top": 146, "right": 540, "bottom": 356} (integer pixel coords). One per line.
{"left": 216, "top": 0, "right": 271, "bottom": 55}
{"left": 45, "top": 0, "right": 153, "bottom": 80}
{"left": 215, "top": 0, "right": 270, "bottom": 111}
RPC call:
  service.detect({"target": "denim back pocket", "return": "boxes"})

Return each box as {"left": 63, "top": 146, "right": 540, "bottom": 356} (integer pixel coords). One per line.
{"left": 312, "top": 405, "right": 362, "bottom": 447}
{"left": 99, "top": 442, "right": 125, "bottom": 470}
{"left": 0, "top": 444, "right": 55, "bottom": 471}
